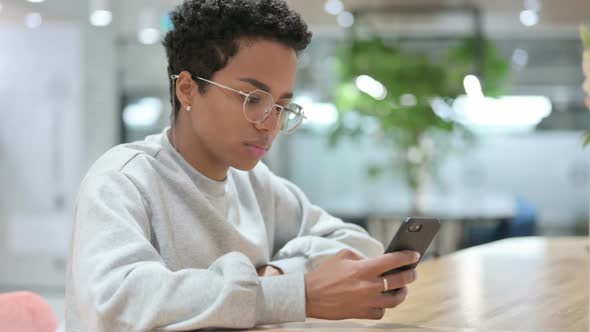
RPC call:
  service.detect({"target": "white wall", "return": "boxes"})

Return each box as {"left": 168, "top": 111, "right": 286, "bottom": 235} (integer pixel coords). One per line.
{"left": 0, "top": 24, "right": 80, "bottom": 287}
{"left": 0, "top": 23, "right": 119, "bottom": 289}
{"left": 443, "top": 132, "right": 590, "bottom": 228}
{"left": 121, "top": 42, "right": 169, "bottom": 93}
{"left": 81, "top": 25, "right": 119, "bottom": 174}
{"left": 286, "top": 131, "right": 590, "bottom": 232}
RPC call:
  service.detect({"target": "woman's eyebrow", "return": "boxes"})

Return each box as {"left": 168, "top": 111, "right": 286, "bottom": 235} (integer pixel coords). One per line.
{"left": 238, "top": 77, "right": 293, "bottom": 99}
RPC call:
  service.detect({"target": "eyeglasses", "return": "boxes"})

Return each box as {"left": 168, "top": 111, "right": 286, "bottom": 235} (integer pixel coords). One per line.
{"left": 193, "top": 76, "right": 306, "bottom": 134}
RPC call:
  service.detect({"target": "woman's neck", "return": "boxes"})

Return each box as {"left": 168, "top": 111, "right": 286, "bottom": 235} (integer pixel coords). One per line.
{"left": 168, "top": 125, "right": 228, "bottom": 182}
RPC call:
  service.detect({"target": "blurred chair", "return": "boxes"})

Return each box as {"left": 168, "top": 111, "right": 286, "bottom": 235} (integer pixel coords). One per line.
{"left": 505, "top": 197, "right": 538, "bottom": 237}
{"left": 0, "top": 291, "right": 58, "bottom": 332}
{"left": 468, "top": 196, "right": 538, "bottom": 246}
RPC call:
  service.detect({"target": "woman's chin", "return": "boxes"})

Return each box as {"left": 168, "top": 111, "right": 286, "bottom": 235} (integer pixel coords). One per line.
{"left": 231, "top": 159, "right": 261, "bottom": 171}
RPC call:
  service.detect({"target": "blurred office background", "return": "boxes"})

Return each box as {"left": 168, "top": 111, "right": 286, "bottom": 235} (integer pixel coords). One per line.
{"left": 0, "top": 0, "right": 589, "bottom": 326}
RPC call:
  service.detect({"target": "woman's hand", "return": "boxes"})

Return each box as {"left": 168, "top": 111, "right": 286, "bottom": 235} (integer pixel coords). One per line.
{"left": 304, "top": 249, "right": 420, "bottom": 320}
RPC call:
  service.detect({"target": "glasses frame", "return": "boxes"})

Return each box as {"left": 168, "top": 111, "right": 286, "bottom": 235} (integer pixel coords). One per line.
{"left": 193, "top": 76, "right": 306, "bottom": 134}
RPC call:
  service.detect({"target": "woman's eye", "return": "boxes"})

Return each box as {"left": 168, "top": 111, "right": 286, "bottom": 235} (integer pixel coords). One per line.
{"left": 246, "top": 95, "right": 261, "bottom": 104}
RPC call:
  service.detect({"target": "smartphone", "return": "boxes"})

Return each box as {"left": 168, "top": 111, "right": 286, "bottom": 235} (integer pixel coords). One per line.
{"left": 382, "top": 217, "right": 440, "bottom": 276}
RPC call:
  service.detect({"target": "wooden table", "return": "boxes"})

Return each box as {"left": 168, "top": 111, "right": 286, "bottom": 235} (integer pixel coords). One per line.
{"left": 256, "top": 237, "right": 588, "bottom": 332}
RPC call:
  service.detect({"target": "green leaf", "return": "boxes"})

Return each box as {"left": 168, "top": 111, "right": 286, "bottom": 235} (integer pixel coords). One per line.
{"left": 580, "top": 25, "right": 590, "bottom": 50}
{"left": 583, "top": 133, "right": 590, "bottom": 147}
{"left": 331, "top": 29, "right": 507, "bottom": 191}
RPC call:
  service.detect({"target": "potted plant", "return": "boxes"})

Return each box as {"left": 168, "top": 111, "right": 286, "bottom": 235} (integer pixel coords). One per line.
{"left": 331, "top": 32, "right": 510, "bottom": 215}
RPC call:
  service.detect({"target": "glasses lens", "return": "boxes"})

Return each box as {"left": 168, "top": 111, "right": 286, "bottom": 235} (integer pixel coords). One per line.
{"left": 280, "top": 103, "right": 304, "bottom": 134}
{"left": 243, "top": 90, "right": 274, "bottom": 123}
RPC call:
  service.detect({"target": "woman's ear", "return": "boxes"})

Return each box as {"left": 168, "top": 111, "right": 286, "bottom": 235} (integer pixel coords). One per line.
{"left": 175, "top": 71, "right": 195, "bottom": 108}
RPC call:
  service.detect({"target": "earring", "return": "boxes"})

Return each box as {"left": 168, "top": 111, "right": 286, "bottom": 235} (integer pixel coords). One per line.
{"left": 186, "top": 105, "right": 192, "bottom": 112}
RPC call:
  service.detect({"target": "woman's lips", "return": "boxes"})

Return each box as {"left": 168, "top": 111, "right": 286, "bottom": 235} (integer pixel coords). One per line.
{"left": 245, "top": 143, "right": 268, "bottom": 158}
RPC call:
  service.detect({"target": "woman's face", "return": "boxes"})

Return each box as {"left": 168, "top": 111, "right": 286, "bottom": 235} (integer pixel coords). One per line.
{"left": 178, "top": 38, "right": 298, "bottom": 175}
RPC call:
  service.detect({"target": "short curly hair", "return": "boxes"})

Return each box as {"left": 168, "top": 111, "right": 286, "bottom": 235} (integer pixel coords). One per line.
{"left": 162, "top": 0, "right": 313, "bottom": 118}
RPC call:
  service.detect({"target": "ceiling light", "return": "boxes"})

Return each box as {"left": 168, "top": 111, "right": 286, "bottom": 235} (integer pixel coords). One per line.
{"left": 139, "top": 28, "right": 160, "bottom": 45}
{"left": 519, "top": 10, "right": 538, "bottom": 27}
{"left": 453, "top": 95, "right": 552, "bottom": 131}
{"left": 355, "top": 75, "right": 387, "bottom": 100}
{"left": 90, "top": 10, "right": 112, "bottom": 27}
{"left": 293, "top": 96, "right": 339, "bottom": 127}
{"left": 90, "top": 0, "right": 112, "bottom": 27}
{"left": 430, "top": 97, "right": 454, "bottom": 121}
{"left": 337, "top": 11, "right": 354, "bottom": 28}
{"left": 324, "top": 0, "right": 343, "bottom": 16}
{"left": 138, "top": 8, "right": 161, "bottom": 45}
{"left": 463, "top": 75, "right": 484, "bottom": 98}
{"left": 123, "top": 98, "right": 163, "bottom": 128}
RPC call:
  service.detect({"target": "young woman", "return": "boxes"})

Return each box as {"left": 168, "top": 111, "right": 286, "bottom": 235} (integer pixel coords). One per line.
{"left": 66, "top": 1, "right": 419, "bottom": 330}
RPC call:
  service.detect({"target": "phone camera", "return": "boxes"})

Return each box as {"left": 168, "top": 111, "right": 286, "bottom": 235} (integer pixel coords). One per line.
{"left": 408, "top": 224, "right": 422, "bottom": 232}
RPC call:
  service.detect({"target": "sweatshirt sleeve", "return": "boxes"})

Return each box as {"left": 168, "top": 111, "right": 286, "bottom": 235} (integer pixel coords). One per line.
{"left": 68, "top": 171, "right": 306, "bottom": 331}
{"left": 267, "top": 173, "right": 384, "bottom": 274}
